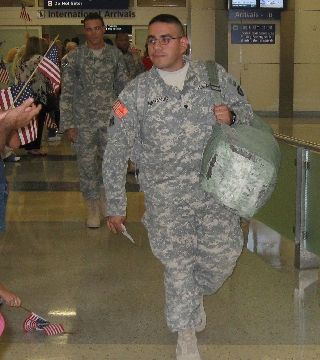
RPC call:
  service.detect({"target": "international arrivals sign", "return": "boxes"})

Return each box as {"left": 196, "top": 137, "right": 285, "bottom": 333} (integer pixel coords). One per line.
{"left": 37, "top": 9, "right": 136, "bottom": 19}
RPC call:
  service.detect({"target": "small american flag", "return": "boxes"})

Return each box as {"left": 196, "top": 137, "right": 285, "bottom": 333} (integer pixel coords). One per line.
{"left": 23, "top": 312, "right": 50, "bottom": 332}
{"left": 0, "top": 82, "right": 38, "bottom": 145}
{"left": 38, "top": 45, "right": 61, "bottom": 93}
{"left": 0, "top": 59, "right": 9, "bottom": 85}
{"left": 43, "top": 324, "right": 64, "bottom": 336}
{"left": 23, "top": 312, "right": 64, "bottom": 336}
{"left": 44, "top": 112, "right": 57, "bottom": 129}
{"left": 20, "top": 3, "right": 31, "bottom": 22}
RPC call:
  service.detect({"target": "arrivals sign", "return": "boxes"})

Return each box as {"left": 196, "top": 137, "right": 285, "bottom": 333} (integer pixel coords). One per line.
{"left": 231, "top": 24, "right": 275, "bottom": 44}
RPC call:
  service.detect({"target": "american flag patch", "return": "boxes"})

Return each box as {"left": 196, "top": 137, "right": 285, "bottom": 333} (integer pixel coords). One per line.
{"left": 112, "top": 100, "right": 128, "bottom": 119}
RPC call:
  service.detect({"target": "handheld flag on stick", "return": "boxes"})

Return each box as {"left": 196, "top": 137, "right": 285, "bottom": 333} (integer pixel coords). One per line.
{"left": 0, "top": 59, "right": 9, "bottom": 85}
{"left": 23, "top": 311, "right": 64, "bottom": 336}
{"left": 38, "top": 45, "right": 61, "bottom": 93}
{"left": 20, "top": 3, "right": 31, "bottom": 22}
{"left": 13, "top": 35, "right": 60, "bottom": 102}
{"left": 23, "top": 312, "right": 50, "bottom": 332}
{"left": 0, "top": 82, "right": 38, "bottom": 145}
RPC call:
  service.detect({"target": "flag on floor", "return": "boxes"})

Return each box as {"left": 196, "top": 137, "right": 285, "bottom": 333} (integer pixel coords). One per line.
{"left": 23, "top": 312, "right": 50, "bottom": 332}
{"left": 0, "top": 59, "right": 9, "bottom": 85}
{"left": 20, "top": 3, "right": 31, "bottom": 22}
{"left": 0, "top": 82, "right": 38, "bottom": 145}
{"left": 44, "top": 112, "right": 57, "bottom": 129}
{"left": 23, "top": 312, "right": 64, "bottom": 336}
{"left": 0, "top": 312, "right": 5, "bottom": 336}
{"left": 43, "top": 324, "right": 64, "bottom": 336}
{"left": 38, "top": 45, "right": 61, "bottom": 93}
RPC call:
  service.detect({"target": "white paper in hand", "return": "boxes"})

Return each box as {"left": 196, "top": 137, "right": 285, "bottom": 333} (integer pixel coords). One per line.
{"left": 121, "top": 224, "right": 135, "bottom": 244}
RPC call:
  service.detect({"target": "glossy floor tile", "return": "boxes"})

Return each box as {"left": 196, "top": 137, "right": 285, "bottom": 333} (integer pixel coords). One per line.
{"left": 1, "top": 129, "right": 320, "bottom": 359}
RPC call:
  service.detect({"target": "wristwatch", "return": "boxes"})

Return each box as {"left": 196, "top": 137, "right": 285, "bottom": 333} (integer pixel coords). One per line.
{"left": 230, "top": 111, "right": 237, "bottom": 125}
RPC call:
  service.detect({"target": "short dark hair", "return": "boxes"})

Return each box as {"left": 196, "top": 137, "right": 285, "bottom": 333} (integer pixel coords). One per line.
{"left": 115, "top": 32, "right": 129, "bottom": 39}
{"left": 83, "top": 12, "right": 105, "bottom": 27}
{"left": 148, "top": 14, "right": 185, "bottom": 36}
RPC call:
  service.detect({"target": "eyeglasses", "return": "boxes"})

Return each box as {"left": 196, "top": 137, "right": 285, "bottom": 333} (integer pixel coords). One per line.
{"left": 84, "top": 26, "right": 105, "bottom": 33}
{"left": 147, "top": 35, "right": 182, "bottom": 46}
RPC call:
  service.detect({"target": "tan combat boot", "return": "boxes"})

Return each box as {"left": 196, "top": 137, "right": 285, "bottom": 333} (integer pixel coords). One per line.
{"left": 86, "top": 199, "right": 100, "bottom": 228}
{"left": 176, "top": 328, "right": 201, "bottom": 360}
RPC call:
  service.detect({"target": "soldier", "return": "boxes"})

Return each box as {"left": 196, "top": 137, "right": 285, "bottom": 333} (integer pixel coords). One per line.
{"left": 60, "top": 13, "right": 129, "bottom": 228}
{"left": 103, "top": 14, "right": 254, "bottom": 360}
{"left": 115, "top": 32, "right": 144, "bottom": 80}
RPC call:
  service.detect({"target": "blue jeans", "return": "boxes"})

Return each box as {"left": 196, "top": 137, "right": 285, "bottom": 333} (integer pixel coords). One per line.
{"left": 0, "top": 160, "right": 8, "bottom": 233}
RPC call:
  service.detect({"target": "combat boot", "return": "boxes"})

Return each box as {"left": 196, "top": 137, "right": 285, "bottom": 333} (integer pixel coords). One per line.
{"left": 86, "top": 199, "right": 100, "bottom": 228}
{"left": 176, "top": 328, "right": 201, "bottom": 360}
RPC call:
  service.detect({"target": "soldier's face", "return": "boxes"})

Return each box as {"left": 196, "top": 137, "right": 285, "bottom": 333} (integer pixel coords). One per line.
{"left": 116, "top": 34, "right": 130, "bottom": 53}
{"left": 147, "top": 22, "right": 188, "bottom": 72}
{"left": 84, "top": 19, "right": 105, "bottom": 49}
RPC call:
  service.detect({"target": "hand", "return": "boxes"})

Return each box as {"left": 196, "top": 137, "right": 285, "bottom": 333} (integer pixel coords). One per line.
{"left": 213, "top": 105, "right": 233, "bottom": 125}
{"left": 1, "top": 98, "right": 41, "bottom": 130}
{"left": 130, "top": 47, "right": 141, "bottom": 55}
{"left": 66, "top": 128, "right": 77, "bottom": 143}
{"left": 0, "top": 289, "right": 21, "bottom": 307}
{"left": 107, "top": 215, "right": 126, "bottom": 234}
{"left": 7, "top": 130, "right": 21, "bottom": 149}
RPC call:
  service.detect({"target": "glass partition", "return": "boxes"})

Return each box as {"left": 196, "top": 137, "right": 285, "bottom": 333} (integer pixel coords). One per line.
{"left": 305, "top": 150, "right": 320, "bottom": 255}
{"left": 254, "top": 142, "right": 296, "bottom": 241}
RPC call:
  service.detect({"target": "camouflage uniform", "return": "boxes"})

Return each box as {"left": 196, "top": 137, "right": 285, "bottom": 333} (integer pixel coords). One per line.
{"left": 103, "top": 59, "right": 253, "bottom": 331}
{"left": 122, "top": 52, "right": 144, "bottom": 80}
{"left": 60, "top": 44, "right": 129, "bottom": 200}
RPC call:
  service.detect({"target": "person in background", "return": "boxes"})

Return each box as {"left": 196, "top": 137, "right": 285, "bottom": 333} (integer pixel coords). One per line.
{"left": 141, "top": 42, "right": 153, "bottom": 71}
{"left": 115, "top": 32, "right": 144, "bottom": 80}
{"left": 16, "top": 36, "right": 58, "bottom": 156}
{"left": 61, "top": 41, "right": 78, "bottom": 68}
{"left": 60, "top": 13, "right": 129, "bottom": 228}
{"left": 1, "top": 47, "right": 21, "bottom": 162}
{"left": 103, "top": 14, "right": 254, "bottom": 360}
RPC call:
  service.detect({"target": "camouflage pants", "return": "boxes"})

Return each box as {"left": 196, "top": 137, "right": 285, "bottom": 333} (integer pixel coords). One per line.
{"left": 74, "top": 127, "right": 108, "bottom": 200}
{"left": 143, "top": 192, "right": 243, "bottom": 332}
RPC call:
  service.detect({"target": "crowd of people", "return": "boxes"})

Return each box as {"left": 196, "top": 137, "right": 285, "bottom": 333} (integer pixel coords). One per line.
{"left": 0, "top": 12, "right": 255, "bottom": 360}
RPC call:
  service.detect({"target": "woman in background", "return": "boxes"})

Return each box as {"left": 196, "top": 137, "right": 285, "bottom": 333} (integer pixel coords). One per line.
{"left": 16, "top": 36, "right": 57, "bottom": 156}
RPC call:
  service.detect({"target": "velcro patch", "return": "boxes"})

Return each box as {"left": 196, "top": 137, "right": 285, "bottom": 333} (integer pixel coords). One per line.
{"left": 112, "top": 100, "right": 128, "bottom": 119}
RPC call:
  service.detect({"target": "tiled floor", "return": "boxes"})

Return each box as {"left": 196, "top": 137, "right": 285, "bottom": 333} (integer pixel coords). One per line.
{"left": 1, "top": 121, "right": 320, "bottom": 360}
